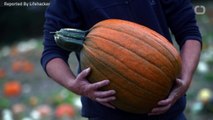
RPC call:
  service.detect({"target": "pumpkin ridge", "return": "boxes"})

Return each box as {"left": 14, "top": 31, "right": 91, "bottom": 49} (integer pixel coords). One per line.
{"left": 146, "top": 31, "right": 181, "bottom": 76}
{"left": 82, "top": 46, "right": 164, "bottom": 98}
{"left": 81, "top": 48, "right": 161, "bottom": 112}
{"left": 81, "top": 52, "right": 158, "bottom": 111}
{"left": 87, "top": 34, "right": 172, "bottom": 88}
{"left": 134, "top": 24, "right": 181, "bottom": 74}
{"left": 88, "top": 27, "right": 175, "bottom": 81}
{"left": 82, "top": 45, "right": 166, "bottom": 113}
{"left": 90, "top": 26, "right": 177, "bottom": 79}
{"left": 92, "top": 21, "right": 180, "bottom": 74}
{"left": 84, "top": 41, "right": 169, "bottom": 96}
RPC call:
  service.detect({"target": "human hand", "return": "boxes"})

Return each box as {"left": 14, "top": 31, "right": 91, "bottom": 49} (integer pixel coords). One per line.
{"left": 148, "top": 78, "right": 187, "bottom": 115}
{"left": 70, "top": 67, "right": 116, "bottom": 109}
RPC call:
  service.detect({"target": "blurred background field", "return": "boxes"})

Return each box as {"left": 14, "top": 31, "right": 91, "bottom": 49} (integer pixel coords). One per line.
{"left": 0, "top": 0, "right": 213, "bottom": 120}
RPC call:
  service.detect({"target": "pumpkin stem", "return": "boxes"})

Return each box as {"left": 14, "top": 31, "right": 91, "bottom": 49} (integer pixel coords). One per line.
{"left": 54, "top": 28, "right": 89, "bottom": 52}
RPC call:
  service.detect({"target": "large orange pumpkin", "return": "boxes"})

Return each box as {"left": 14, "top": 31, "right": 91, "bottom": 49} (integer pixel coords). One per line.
{"left": 55, "top": 19, "right": 182, "bottom": 114}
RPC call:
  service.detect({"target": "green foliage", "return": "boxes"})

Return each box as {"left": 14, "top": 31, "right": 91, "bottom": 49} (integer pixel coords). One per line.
{"left": 51, "top": 89, "right": 77, "bottom": 106}
{"left": 0, "top": 97, "right": 10, "bottom": 108}
{"left": 204, "top": 72, "right": 213, "bottom": 82}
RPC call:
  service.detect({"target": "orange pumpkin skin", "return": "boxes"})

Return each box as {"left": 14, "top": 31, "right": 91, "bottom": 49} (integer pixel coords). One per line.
{"left": 80, "top": 19, "right": 182, "bottom": 114}
{"left": 3, "top": 81, "right": 22, "bottom": 97}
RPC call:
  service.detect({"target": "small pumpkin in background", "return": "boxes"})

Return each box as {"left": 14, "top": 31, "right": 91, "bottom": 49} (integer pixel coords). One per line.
{"left": 3, "top": 81, "right": 22, "bottom": 97}
{"left": 22, "top": 60, "right": 34, "bottom": 73}
{"left": 12, "top": 103, "right": 26, "bottom": 120}
{"left": 12, "top": 61, "right": 22, "bottom": 72}
{"left": 12, "top": 60, "right": 34, "bottom": 73}
{"left": 0, "top": 68, "right": 6, "bottom": 78}
{"left": 55, "top": 104, "right": 75, "bottom": 119}
{"left": 29, "top": 96, "right": 39, "bottom": 107}
{"left": 36, "top": 105, "right": 52, "bottom": 118}
{"left": 12, "top": 103, "right": 26, "bottom": 114}
{"left": 55, "top": 19, "right": 181, "bottom": 113}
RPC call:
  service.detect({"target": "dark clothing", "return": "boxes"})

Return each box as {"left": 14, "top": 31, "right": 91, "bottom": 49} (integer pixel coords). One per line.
{"left": 41, "top": 0, "right": 202, "bottom": 119}
{"left": 86, "top": 95, "right": 186, "bottom": 120}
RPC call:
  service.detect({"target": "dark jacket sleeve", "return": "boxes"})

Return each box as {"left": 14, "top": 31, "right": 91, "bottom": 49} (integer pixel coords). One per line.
{"left": 41, "top": 0, "right": 83, "bottom": 73}
{"left": 160, "top": 0, "right": 202, "bottom": 48}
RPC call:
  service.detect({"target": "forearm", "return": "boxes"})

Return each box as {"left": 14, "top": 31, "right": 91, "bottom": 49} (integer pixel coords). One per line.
{"left": 179, "top": 40, "right": 201, "bottom": 88}
{"left": 45, "top": 58, "right": 116, "bottom": 107}
{"left": 46, "top": 58, "right": 76, "bottom": 90}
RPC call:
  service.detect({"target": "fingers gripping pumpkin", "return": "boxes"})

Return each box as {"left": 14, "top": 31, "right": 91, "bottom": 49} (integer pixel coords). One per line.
{"left": 54, "top": 19, "right": 181, "bottom": 114}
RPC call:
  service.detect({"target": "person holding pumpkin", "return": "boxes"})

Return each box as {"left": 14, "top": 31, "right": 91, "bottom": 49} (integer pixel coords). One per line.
{"left": 41, "top": 0, "right": 202, "bottom": 120}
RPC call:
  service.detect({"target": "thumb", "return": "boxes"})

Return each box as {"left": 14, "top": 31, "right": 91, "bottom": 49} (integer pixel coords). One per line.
{"left": 175, "top": 78, "right": 183, "bottom": 86}
{"left": 76, "top": 67, "right": 91, "bottom": 80}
